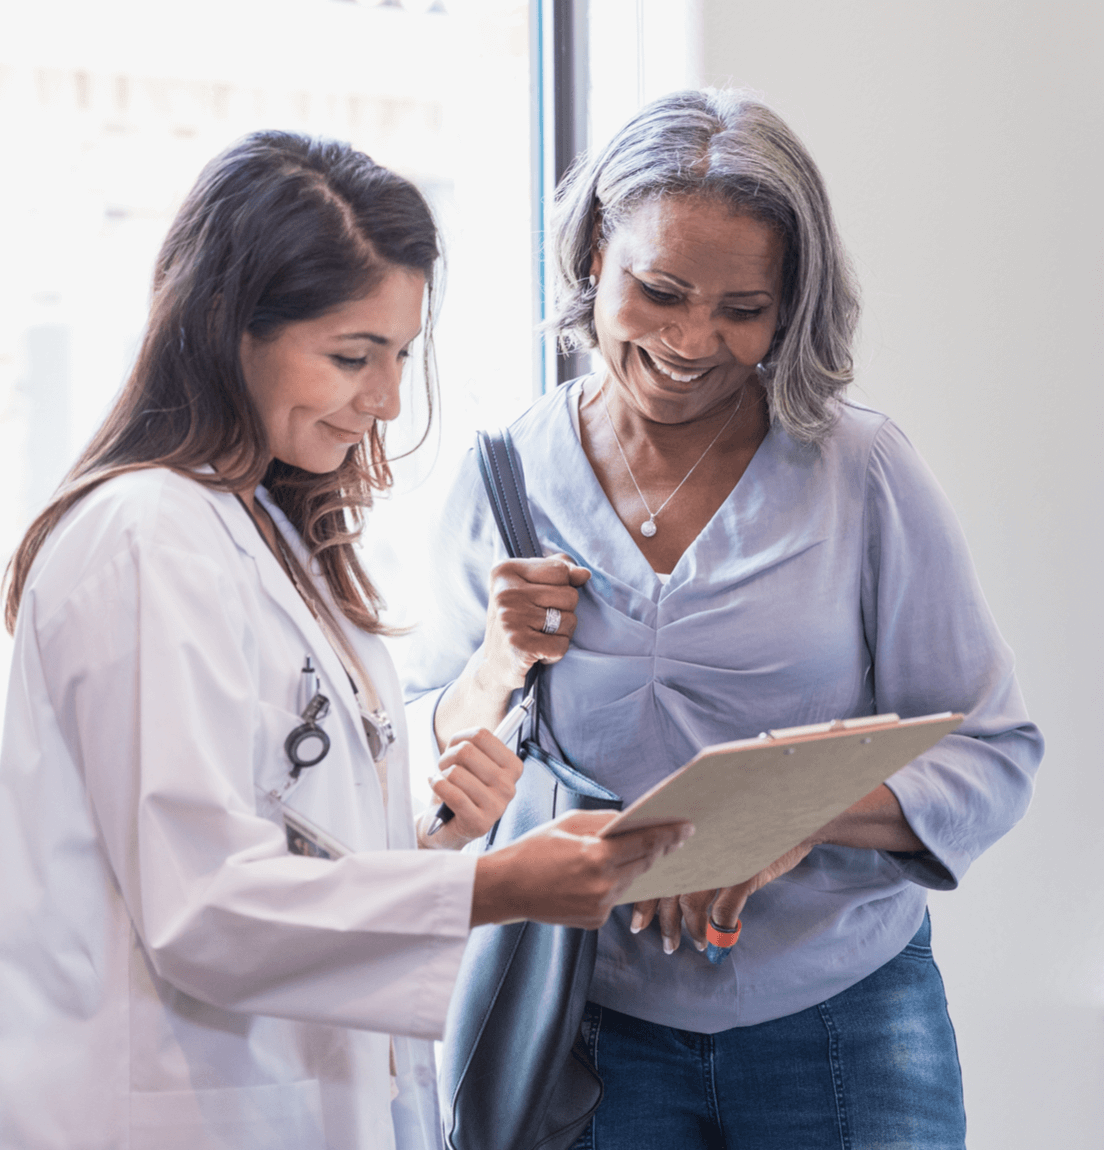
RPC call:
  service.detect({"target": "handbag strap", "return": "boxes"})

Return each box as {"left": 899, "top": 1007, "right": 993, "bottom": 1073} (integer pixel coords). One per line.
{"left": 475, "top": 429, "right": 542, "bottom": 561}
{"left": 475, "top": 428, "right": 547, "bottom": 732}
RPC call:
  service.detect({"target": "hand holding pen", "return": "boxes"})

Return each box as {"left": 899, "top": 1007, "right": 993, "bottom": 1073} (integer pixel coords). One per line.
{"left": 425, "top": 689, "right": 536, "bottom": 839}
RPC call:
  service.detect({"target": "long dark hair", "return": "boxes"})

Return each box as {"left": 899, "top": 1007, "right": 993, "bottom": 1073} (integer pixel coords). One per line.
{"left": 5, "top": 130, "right": 440, "bottom": 634}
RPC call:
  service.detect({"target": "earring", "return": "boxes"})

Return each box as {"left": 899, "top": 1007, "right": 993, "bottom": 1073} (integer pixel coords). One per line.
{"left": 587, "top": 274, "right": 597, "bottom": 289}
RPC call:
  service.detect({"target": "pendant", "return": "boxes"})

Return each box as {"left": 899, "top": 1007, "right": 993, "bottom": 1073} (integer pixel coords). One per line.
{"left": 640, "top": 518, "right": 657, "bottom": 538}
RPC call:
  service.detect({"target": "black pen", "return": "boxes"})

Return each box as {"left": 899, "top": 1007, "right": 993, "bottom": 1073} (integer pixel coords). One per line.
{"left": 426, "top": 689, "right": 535, "bottom": 837}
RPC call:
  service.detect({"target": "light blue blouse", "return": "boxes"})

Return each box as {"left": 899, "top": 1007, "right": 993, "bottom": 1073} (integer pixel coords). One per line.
{"left": 404, "top": 378, "right": 1043, "bottom": 1032}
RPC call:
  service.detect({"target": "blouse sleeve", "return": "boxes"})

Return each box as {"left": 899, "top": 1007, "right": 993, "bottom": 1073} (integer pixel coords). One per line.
{"left": 861, "top": 420, "right": 1044, "bottom": 889}
{"left": 31, "top": 511, "right": 476, "bottom": 1038}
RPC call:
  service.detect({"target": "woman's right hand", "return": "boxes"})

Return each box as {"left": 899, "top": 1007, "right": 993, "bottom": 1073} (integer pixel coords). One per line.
{"left": 470, "top": 810, "right": 693, "bottom": 930}
{"left": 481, "top": 554, "right": 591, "bottom": 691}
{"left": 433, "top": 554, "right": 590, "bottom": 748}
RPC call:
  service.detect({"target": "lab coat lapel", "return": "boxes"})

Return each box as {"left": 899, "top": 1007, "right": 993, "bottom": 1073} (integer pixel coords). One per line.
{"left": 200, "top": 487, "right": 366, "bottom": 749}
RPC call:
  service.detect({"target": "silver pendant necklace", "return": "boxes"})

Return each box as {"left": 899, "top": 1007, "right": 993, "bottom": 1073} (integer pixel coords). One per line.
{"left": 600, "top": 381, "right": 745, "bottom": 538}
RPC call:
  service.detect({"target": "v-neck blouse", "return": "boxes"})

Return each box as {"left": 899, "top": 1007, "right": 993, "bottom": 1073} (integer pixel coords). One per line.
{"left": 404, "top": 378, "right": 1043, "bottom": 1032}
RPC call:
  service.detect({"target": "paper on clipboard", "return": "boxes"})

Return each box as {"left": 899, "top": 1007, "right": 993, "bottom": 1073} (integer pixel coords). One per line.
{"left": 600, "top": 711, "right": 963, "bottom": 905}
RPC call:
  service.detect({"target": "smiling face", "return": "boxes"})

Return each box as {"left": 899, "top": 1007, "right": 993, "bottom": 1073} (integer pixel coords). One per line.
{"left": 239, "top": 264, "right": 425, "bottom": 474}
{"left": 590, "top": 195, "right": 785, "bottom": 425}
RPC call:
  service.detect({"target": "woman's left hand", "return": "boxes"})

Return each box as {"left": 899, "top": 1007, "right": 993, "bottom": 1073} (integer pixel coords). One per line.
{"left": 417, "top": 727, "right": 524, "bottom": 850}
{"left": 630, "top": 841, "right": 816, "bottom": 953}
{"left": 630, "top": 783, "right": 926, "bottom": 952}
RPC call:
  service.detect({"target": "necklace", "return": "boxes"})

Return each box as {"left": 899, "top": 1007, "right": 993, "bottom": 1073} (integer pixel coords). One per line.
{"left": 600, "top": 382, "right": 745, "bottom": 538}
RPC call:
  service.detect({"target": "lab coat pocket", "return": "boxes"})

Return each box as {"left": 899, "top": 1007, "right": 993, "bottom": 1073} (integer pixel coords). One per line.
{"left": 129, "top": 1079, "right": 325, "bottom": 1150}
{"left": 253, "top": 700, "right": 316, "bottom": 817}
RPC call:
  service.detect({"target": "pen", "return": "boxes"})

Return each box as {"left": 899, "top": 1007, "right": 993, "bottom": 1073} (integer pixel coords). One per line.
{"left": 426, "top": 689, "right": 536, "bottom": 837}
{"left": 298, "top": 656, "right": 319, "bottom": 714}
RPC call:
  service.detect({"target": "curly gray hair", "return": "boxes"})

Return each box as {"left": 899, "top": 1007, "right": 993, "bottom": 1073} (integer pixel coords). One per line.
{"left": 549, "top": 89, "right": 860, "bottom": 444}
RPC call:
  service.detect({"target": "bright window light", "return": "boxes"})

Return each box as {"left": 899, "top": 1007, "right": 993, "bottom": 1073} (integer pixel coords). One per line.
{"left": 0, "top": 0, "right": 536, "bottom": 699}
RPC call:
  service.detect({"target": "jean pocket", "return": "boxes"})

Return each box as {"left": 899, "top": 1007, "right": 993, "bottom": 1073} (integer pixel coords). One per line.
{"left": 128, "top": 1079, "right": 325, "bottom": 1150}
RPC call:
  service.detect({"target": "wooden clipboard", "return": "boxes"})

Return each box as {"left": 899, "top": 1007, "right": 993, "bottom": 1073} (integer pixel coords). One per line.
{"left": 600, "top": 711, "right": 963, "bottom": 904}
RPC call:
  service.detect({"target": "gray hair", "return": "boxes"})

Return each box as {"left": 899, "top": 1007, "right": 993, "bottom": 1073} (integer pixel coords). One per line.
{"left": 549, "top": 89, "right": 860, "bottom": 444}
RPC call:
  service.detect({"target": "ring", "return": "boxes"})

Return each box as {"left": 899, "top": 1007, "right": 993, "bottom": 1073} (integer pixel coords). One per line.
{"left": 541, "top": 607, "right": 562, "bottom": 635}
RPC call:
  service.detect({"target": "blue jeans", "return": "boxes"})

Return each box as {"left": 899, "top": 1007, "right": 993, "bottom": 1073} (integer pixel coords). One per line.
{"left": 572, "top": 913, "right": 965, "bottom": 1150}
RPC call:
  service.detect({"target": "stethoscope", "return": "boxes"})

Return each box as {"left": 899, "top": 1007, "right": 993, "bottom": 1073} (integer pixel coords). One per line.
{"left": 285, "top": 657, "right": 331, "bottom": 777}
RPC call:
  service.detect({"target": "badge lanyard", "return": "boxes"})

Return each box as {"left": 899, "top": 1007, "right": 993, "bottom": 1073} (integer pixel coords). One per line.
{"left": 269, "top": 519, "right": 397, "bottom": 804}
{"left": 235, "top": 493, "right": 397, "bottom": 802}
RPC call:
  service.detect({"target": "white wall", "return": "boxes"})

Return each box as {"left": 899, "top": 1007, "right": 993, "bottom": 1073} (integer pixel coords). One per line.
{"left": 697, "top": 2, "right": 1103, "bottom": 1146}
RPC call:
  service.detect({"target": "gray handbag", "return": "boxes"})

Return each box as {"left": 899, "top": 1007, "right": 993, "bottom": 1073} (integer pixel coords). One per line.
{"left": 437, "top": 429, "right": 621, "bottom": 1150}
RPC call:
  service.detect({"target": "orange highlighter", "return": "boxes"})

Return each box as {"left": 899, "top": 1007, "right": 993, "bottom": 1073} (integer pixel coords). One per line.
{"left": 705, "top": 917, "right": 742, "bottom": 965}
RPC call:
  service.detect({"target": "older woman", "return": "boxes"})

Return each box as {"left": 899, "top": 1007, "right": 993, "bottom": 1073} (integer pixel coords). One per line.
{"left": 406, "top": 91, "right": 1043, "bottom": 1148}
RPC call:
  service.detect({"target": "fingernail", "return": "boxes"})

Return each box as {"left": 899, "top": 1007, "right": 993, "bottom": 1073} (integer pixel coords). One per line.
{"left": 694, "top": 939, "right": 706, "bottom": 952}
{"left": 663, "top": 936, "right": 677, "bottom": 955}
{"left": 630, "top": 909, "right": 645, "bottom": 934}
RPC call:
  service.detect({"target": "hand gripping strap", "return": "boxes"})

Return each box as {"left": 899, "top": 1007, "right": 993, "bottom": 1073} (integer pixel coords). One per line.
{"left": 476, "top": 429, "right": 542, "bottom": 561}
{"left": 475, "top": 426, "right": 547, "bottom": 755}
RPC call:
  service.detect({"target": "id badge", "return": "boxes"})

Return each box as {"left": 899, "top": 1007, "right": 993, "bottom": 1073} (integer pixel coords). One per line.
{"left": 281, "top": 804, "right": 352, "bottom": 860}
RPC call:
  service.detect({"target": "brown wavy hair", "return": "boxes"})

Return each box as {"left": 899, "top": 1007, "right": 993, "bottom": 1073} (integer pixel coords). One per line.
{"left": 5, "top": 131, "right": 440, "bottom": 634}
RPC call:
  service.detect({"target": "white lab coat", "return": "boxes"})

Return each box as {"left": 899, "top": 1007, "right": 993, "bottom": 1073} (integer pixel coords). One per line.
{"left": 0, "top": 468, "right": 477, "bottom": 1150}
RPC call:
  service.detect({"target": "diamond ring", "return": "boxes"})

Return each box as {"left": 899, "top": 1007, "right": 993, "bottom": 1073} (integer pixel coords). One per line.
{"left": 541, "top": 607, "right": 562, "bottom": 635}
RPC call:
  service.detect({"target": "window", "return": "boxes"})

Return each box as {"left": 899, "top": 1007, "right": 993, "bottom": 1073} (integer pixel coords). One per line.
{"left": 0, "top": 0, "right": 701, "bottom": 697}
{"left": 0, "top": 0, "right": 535, "bottom": 693}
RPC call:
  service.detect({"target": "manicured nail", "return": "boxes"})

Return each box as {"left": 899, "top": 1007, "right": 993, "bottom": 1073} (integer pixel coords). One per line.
{"left": 693, "top": 939, "right": 706, "bottom": 952}
{"left": 630, "top": 909, "right": 645, "bottom": 934}
{"left": 663, "top": 936, "right": 677, "bottom": 955}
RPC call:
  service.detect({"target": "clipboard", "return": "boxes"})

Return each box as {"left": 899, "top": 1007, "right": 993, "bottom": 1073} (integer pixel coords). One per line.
{"left": 599, "top": 711, "right": 963, "bottom": 904}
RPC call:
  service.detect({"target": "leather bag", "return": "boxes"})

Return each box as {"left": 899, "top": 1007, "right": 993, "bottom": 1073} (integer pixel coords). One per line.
{"left": 438, "top": 429, "right": 621, "bottom": 1150}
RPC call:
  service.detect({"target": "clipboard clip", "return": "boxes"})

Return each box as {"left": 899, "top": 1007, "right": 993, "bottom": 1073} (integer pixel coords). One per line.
{"left": 758, "top": 713, "right": 903, "bottom": 742}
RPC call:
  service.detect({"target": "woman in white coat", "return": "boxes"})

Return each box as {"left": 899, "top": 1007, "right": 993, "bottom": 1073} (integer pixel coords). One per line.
{"left": 0, "top": 132, "right": 687, "bottom": 1150}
